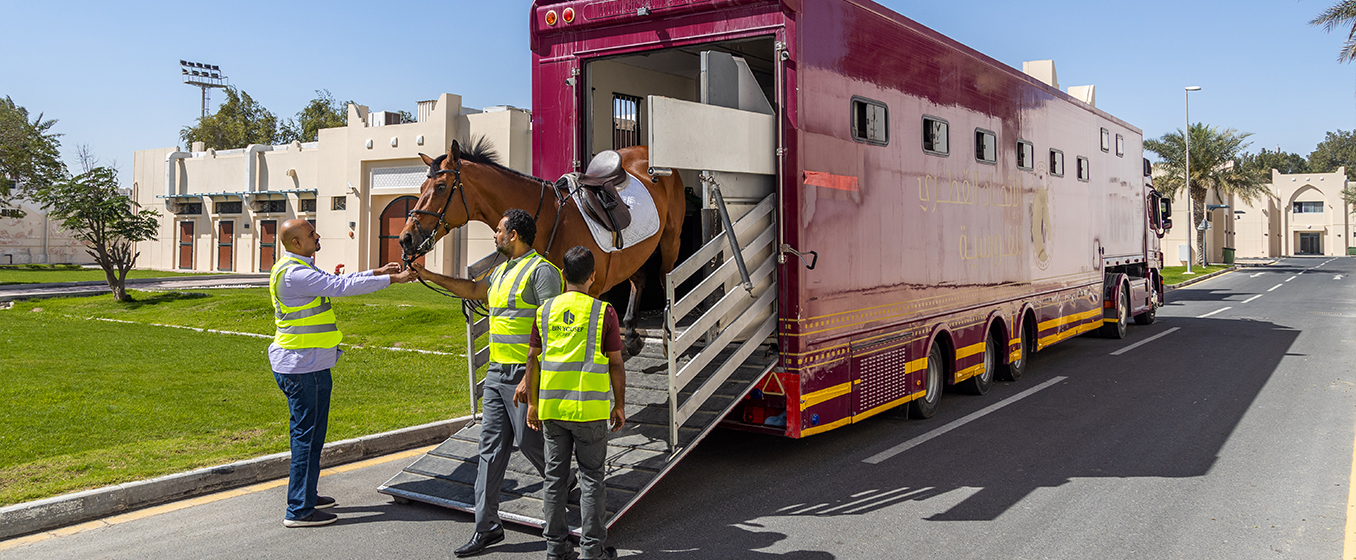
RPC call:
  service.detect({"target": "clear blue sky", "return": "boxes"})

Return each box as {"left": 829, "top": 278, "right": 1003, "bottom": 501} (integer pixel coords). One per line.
{"left": 2, "top": 0, "right": 1353, "bottom": 186}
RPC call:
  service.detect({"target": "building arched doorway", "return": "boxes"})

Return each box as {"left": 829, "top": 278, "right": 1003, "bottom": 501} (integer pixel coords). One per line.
{"left": 380, "top": 196, "right": 425, "bottom": 268}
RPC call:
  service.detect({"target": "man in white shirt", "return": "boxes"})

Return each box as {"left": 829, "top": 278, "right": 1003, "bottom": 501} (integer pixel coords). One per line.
{"left": 268, "top": 219, "right": 414, "bottom": 527}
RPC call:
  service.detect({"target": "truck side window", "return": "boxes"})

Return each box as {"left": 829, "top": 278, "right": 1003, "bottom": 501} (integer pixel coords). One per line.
{"left": 1100, "top": 128, "right": 1111, "bottom": 152}
{"left": 1077, "top": 156, "right": 1090, "bottom": 182}
{"left": 1049, "top": 149, "right": 1064, "bottom": 177}
{"left": 975, "top": 128, "right": 997, "bottom": 164}
{"left": 851, "top": 97, "right": 888, "bottom": 146}
{"left": 1017, "top": 140, "right": 1034, "bottom": 170}
{"left": 922, "top": 116, "right": 948, "bottom": 155}
{"left": 1115, "top": 134, "right": 1125, "bottom": 157}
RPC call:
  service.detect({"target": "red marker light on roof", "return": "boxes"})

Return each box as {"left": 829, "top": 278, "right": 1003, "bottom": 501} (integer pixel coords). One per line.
{"left": 545, "top": 10, "right": 558, "bottom": 26}
{"left": 562, "top": 7, "right": 575, "bottom": 23}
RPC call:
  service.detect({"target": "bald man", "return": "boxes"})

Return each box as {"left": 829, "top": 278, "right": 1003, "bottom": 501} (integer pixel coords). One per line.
{"left": 268, "top": 219, "right": 415, "bottom": 527}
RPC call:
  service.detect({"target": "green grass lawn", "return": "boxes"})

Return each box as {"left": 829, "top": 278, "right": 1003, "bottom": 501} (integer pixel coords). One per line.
{"left": 0, "top": 264, "right": 222, "bottom": 286}
{"left": 1161, "top": 264, "right": 1232, "bottom": 286}
{"left": 0, "top": 283, "right": 477, "bottom": 505}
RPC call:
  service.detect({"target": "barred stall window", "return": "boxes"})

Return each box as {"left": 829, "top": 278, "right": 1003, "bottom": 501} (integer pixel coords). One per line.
{"left": 299, "top": 199, "right": 316, "bottom": 212}
{"left": 332, "top": 196, "right": 347, "bottom": 211}
{"left": 613, "top": 93, "right": 642, "bottom": 149}
{"left": 215, "top": 201, "right": 242, "bottom": 214}
{"left": 259, "top": 200, "right": 285, "bottom": 213}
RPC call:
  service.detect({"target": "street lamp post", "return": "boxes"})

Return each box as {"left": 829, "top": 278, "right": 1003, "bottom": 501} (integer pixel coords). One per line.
{"left": 1184, "top": 86, "right": 1201, "bottom": 274}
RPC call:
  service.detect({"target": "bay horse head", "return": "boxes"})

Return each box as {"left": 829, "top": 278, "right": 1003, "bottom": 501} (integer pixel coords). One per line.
{"left": 399, "top": 140, "right": 474, "bottom": 262}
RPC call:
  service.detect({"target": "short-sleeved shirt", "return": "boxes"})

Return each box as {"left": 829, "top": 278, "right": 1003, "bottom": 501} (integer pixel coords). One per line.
{"left": 529, "top": 299, "right": 623, "bottom": 353}
{"left": 485, "top": 250, "right": 563, "bottom": 307}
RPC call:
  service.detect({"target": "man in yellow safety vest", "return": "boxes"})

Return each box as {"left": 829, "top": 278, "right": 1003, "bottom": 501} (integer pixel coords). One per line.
{"left": 269, "top": 219, "right": 414, "bottom": 528}
{"left": 409, "top": 208, "right": 565, "bottom": 557}
{"left": 522, "top": 245, "right": 626, "bottom": 560}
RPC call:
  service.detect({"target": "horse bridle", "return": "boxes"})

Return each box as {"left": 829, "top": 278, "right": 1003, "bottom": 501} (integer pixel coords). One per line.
{"left": 403, "top": 154, "right": 469, "bottom": 266}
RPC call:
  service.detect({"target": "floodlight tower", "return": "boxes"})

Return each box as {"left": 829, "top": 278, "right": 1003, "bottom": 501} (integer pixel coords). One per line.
{"left": 180, "top": 60, "right": 228, "bottom": 119}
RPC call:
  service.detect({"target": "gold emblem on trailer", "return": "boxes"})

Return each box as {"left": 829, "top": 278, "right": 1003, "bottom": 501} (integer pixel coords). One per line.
{"left": 1031, "top": 162, "right": 1053, "bottom": 270}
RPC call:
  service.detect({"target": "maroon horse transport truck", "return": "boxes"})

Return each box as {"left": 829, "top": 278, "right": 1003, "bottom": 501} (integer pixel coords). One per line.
{"left": 382, "top": 0, "right": 1172, "bottom": 527}
{"left": 529, "top": 0, "right": 1169, "bottom": 439}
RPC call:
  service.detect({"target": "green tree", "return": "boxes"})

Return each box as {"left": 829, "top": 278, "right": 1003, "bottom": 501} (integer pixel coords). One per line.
{"left": 1308, "top": 129, "right": 1356, "bottom": 181}
{"left": 0, "top": 96, "right": 66, "bottom": 216}
{"left": 1146, "top": 123, "right": 1270, "bottom": 267}
{"left": 180, "top": 87, "right": 279, "bottom": 150}
{"left": 1238, "top": 148, "right": 1309, "bottom": 178}
{"left": 278, "top": 89, "right": 351, "bottom": 144}
{"left": 1312, "top": 1, "right": 1356, "bottom": 62}
{"left": 33, "top": 167, "right": 160, "bottom": 302}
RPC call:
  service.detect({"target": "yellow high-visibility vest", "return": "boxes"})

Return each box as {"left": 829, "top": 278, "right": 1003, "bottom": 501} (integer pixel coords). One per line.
{"left": 536, "top": 291, "right": 612, "bottom": 422}
{"left": 487, "top": 251, "right": 561, "bottom": 364}
{"left": 269, "top": 256, "right": 342, "bottom": 349}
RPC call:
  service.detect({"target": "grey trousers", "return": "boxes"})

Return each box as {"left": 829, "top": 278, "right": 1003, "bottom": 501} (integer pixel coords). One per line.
{"left": 474, "top": 362, "right": 548, "bottom": 533}
{"left": 543, "top": 419, "right": 609, "bottom": 559}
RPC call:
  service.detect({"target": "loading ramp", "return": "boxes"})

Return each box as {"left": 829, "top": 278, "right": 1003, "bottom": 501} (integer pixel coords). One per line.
{"left": 378, "top": 193, "right": 779, "bottom": 530}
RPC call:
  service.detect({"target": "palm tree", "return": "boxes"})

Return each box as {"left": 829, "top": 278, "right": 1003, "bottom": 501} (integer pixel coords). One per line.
{"left": 1145, "top": 123, "right": 1270, "bottom": 267}
{"left": 1312, "top": 1, "right": 1356, "bottom": 62}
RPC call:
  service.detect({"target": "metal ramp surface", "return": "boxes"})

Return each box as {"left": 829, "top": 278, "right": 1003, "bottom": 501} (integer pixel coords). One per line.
{"left": 379, "top": 193, "right": 779, "bottom": 530}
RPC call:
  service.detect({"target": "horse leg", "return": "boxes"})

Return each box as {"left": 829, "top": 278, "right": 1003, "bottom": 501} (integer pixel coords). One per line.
{"left": 623, "top": 268, "right": 646, "bottom": 357}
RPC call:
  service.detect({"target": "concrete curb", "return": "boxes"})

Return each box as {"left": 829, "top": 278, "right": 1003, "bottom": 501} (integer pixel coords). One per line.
{"left": 0, "top": 415, "right": 472, "bottom": 541}
{"left": 1165, "top": 266, "right": 1236, "bottom": 292}
{"left": 0, "top": 273, "right": 268, "bottom": 292}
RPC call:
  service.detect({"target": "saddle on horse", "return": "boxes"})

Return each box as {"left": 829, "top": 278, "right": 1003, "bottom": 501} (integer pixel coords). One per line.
{"left": 562, "top": 150, "right": 633, "bottom": 248}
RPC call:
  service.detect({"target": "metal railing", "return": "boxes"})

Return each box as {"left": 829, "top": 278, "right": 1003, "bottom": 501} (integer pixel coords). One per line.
{"left": 463, "top": 252, "right": 504, "bottom": 423}
{"left": 664, "top": 192, "right": 778, "bottom": 450}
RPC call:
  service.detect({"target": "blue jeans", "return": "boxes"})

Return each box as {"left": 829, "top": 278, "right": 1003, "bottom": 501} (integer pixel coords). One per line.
{"left": 274, "top": 369, "right": 332, "bottom": 520}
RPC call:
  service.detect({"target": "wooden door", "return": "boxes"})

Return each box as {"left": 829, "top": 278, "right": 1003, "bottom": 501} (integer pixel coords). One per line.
{"left": 259, "top": 220, "right": 277, "bottom": 271}
{"left": 178, "top": 221, "right": 194, "bottom": 270}
{"left": 380, "top": 196, "right": 424, "bottom": 267}
{"left": 217, "top": 221, "right": 234, "bottom": 271}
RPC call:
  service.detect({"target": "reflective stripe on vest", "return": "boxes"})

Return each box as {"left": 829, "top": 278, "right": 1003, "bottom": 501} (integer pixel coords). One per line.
{"left": 487, "top": 251, "right": 561, "bottom": 364}
{"left": 269, "top": 256, "right": 343, "bottom": 349}
{"left": 536, "top": 291, "right": 612, "bottom": 422}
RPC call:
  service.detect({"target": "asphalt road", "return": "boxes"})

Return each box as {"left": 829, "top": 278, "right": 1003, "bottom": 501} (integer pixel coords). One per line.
{"left": 8, "top": 257, "right": 1355, "bottom": 559}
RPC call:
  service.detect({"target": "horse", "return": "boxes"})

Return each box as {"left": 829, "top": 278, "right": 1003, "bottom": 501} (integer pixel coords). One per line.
{"left": 399, "top": 138, "right": 687, "bottom": 356}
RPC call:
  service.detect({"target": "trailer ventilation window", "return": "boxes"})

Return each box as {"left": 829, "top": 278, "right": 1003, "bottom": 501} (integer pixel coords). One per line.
{"left": 612, "top": 93, "right": 642, "bottom": 149}
{"left": 1049, "top": 149, "right": 1065, "bottom": 177}
{"left": 975, "top": 129, "right": 997, "bottom": 164}
{"left": 1016, "top": 140, "right": 1035, "bottom": 170}
{"left": 1115, "top": 134, "right": 1125, "bottom": 157}
{"left": 1076, "top": 156, "right": 1090, "bottom": 182}
{"left": 851, "top": 97, "right": 888, "bottom": 145}
{"left": 1100, "top": 128, "right": 1111, "bottom": 152}
{"left": 922, "top": 116, "right": 948, "bottom": 155}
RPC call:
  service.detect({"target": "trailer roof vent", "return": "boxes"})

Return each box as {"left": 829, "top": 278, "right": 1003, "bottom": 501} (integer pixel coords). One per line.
{"left": 1022, "top": 60, "right": 1059, "bottom": 90}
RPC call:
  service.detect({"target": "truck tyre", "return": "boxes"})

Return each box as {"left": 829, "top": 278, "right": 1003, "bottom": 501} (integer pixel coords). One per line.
{"left": 910, "top": 343, "right": 945, "bottom": 419}
{"left": 1134, "top": 283, "right": 1158, "bottom": 325}
{"left": 960, "top": 331, "right": 996, "bottom": 395}
{"left": 997, "top": 321, "right": 1030, "bottom": 382}
{"left": 1100, "top": 284, "right": 1129, "bottom": 339}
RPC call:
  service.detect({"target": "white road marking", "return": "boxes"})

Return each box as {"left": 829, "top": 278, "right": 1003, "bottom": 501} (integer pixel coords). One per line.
{"left": 1197, "top": 307, "right": 1232, "bottom": 319}
{"left": 1242, "top": 294, "right": 1263, "bottom": 304}
{"left": 1250, "top": 272, "right": 1264, "bottom": 278}
{"left": 1337, "top": 275, "right": 1345, "bottom": 281}
{"left": 1110, "top": 327, "right": 1181, "bottom": 356}
{"left": 1268, "top": 284, "right": 1283, "bottom": 292}
{"left": 1285, "top": 275, "right": 1299, "bottom": 282}
{"left": 862, "top": 376, "right": 1068, "bottom": 464}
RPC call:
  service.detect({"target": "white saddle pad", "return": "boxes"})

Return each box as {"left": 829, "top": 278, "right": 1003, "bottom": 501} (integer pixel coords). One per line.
{"left": 574, "top": 172, "right": 661, "bottom": 253}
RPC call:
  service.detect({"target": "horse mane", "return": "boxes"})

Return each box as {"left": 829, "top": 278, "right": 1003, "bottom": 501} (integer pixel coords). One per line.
{"left": 458, "top": 135, "right": 550, "bottom": 185}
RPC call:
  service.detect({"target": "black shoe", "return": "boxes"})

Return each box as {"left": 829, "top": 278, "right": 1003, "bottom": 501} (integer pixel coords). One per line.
{"left": 586, "top": 547, "right": 617, "bottom": 560}
{"left": 314, "top": 496, "right": 336, "bottom": 509}
{"left": 283, "top": 510, "right": 337, "bottom": 528}
{"left": 454, "top": 528, "right": 505, "bottom": 557}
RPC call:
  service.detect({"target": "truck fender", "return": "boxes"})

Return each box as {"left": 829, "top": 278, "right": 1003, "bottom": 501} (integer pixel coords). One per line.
{"left": 1102, "top": 272, "right": 1129, "bottom": 316}
{"left": 922, "top": 325, "right": 954, "bottom": 385}
{"left": 982, "top": 310, "right": 1012, "bottom": 364}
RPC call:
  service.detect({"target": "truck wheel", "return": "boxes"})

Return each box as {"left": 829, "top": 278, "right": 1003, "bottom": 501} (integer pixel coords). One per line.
{"left": 960, "top": 331, "right": 996, "bottom": 395}
{"left": 997, "top": 322, "right": 1030, "bottom": 382}
{"left": 1134, "top": 284, "right": 1158, "bottom": 325}
{"left": 910, "top": 343, "right": 945, "bottom": 419}
{"left": 1100, "top": 284, "right": 1129, "bottom": 339}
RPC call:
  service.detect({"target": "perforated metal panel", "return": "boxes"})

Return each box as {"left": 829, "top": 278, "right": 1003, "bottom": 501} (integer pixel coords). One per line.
{"left": 853, "top": 342, "right": 909, "bottom": 414}
{"left": 371, "top": 166, "right": 426, "bottom": 190}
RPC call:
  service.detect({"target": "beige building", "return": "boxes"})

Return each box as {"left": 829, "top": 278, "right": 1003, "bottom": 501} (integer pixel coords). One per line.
{"left": 0, "top": 201, "right": 98, "bottom": 265}
{"left": 1159, "top": 167, "right": 1352, "bottom": 265}
{"left": 131, "top": 93, "right": 529, "bottom": 276}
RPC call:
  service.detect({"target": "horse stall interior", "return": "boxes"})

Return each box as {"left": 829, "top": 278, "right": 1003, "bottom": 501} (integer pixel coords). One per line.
{"left": 583, "top": 37, "right": 779, "bottom": 322}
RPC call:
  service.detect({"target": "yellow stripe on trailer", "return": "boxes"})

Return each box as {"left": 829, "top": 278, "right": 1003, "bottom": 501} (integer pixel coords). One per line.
{"left": 954, "top": 363, "right": 985, "bottom": 383}
{"left": 851, "top": 391, "right": 925, "bottom": 423}
{"left": 956, "top": 342, "right": 985, "bottom": 359}
{"left": 801, "top": 416, "right": 852, "bottom": 437}
{"left": 801, "top": 381, "right": 851, "bottom": 409}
